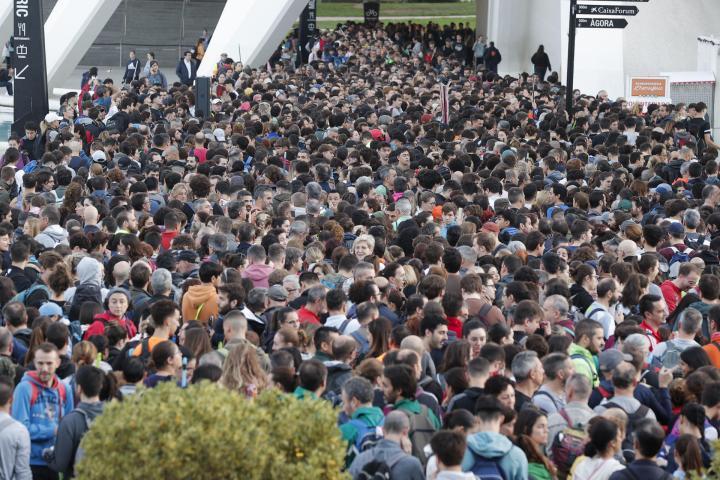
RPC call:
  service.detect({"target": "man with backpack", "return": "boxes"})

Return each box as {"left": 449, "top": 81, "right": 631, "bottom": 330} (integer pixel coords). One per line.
{"left": 382, "top": 364, "right": 440, "bottom": 466}
{"left": 569, "top": 319, "right": 604, "bottom": 388}
{"left": 659, "top": 223, "right": 695, "bottom": 280}
{"left": 348, "top": 410, "right": 425, "bottom": 480}
{"left": 47, "top": 366, "right": 105, "bottom": 478}
{"left": 461, "top": 395, "right": 528, "bottom": 480}
{"left": 340, "top": 377, "right": 385, "bottom": 468}
{"left": 608, "top": 418, "right": 673, "bottom": 480}
{"left": 660, "top": 262, "right": 700, "bottom": 314}
{"left": 547, "top": 374, "right": 595, "bottom": 478}
{"left": 11, "top": 343, "right": 73, "bottom": 480}
{"left": 652, "top": 307, "right": 701, "bottom": 367}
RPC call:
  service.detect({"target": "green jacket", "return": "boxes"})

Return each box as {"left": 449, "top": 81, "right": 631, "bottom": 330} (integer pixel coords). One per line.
{"left": 528, "top": 462, "right": 553, "bottom": 480}
{"left": 568, "top": 342, "right": 599, "bottom": 387}
{"left": 293, "top": 386, "right": 318, "bottom": 400}
{"left": 340, "top": 406, "right": 386, "bottom": 467}
{"left": 394, "top": 397, "right": 442, "bottom": 430}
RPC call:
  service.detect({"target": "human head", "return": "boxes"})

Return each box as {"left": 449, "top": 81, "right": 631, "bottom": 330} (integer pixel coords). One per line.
{"left": 341, "top": 376, "right": 374, "bottom": 417}
{"left": 420, "top": 314, "right": 448, "bottom": 350}
{"left": 382, "top": 364, "right": 416, "bottom": 403}
{"left": 575, "top": 319, "right": 604, "bottom": 354}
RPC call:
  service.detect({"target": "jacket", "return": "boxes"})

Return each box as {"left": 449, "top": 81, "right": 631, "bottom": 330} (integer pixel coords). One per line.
{"left": 175, "top": 58, "right": 197, "bottom": 86}
{"left": 324, "top": 361, "right": 353, "bottom": 395}
{"left": 84, "top": 311, "right": 137, "bottom": 340}
{"left": 569, "top": 342, "right": 599, "bottom": 387}
{"left": 34, "top": 225, "right": 68, "bottom": 248}
{"left": 608, "top": 459, "right": 673, "bottom": 480}
{"left": 461, "top": 431, "right": 528, "bottom": 480}
{"left": 48, "top": 401, "right": 104, "bottom": 478}
{"left": 122, "top": 58, "right": 140, "bottom": 83}
{"left": 447, "top": 387, "right": 484, "bottom": 413}
{"left": 349, "top": 439, "right": 425, "bottom": 480}
{"left": 181, "top": 284, "right": 218, "bottom": 324}
{"left": 11, "top": 371, "right": 74, "bottom": 466}
{"left": 240, "top": 263, "right": 274, "bottom": 289}
{"left": 0, "top": 411, "right": 32, "bottom": 480}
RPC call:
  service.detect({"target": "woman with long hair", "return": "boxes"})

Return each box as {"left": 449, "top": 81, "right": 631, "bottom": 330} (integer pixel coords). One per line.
{"left": 513, "top": 407, "right": 556, "bottom": 480}
{"left": 570, "top": 417, "right": 624, "bottom": 480}
{"left": 672, "top": 434, "right": 704, "bottom": 479}
{"left": 220, "top": 343, "right": 269, "bottom": 398}
{"left": 182, "top": 327, "right": 212, "bottom": 362}
{"left": 367, "top": 317, "right": 392, "bottom": 359}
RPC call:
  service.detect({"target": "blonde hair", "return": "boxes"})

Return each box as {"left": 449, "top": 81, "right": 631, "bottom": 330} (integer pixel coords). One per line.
{"left": 24, "top": 217, "right": 43, "bottom": 238}
{"left": 72, "top": 341, "right": 99, "bottom": 366}
{"left": 219, "top": 343, "right": 268, "bottom": 396}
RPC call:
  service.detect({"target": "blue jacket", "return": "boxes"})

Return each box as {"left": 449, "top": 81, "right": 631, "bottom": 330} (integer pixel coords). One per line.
{"left": 462, "top": 431, "right": 528, "bottom": 480}
{"left": 11, "top": 371, "right": 74, "bottom": 466}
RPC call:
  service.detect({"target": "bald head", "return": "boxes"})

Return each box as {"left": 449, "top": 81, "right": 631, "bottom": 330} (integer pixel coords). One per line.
{"left": 332, "top": 335, "right": 358, "bottom": 362}
{"left": 618, "top": 239, "right": 637, "bottom": 258}
{"left": 223, "top": 310, "right": 247, "bottom": 341}
{"left": 383, "top": 410, "right": 410, "bottom": 435}
{"left": 113, "top": 261, "right": 131, "bottom": 284}
{"left": 400, "top": 335, "right": 426, "bottom": 355}
{"left": 83, "top": 205, "right": 99, "bottom": 225}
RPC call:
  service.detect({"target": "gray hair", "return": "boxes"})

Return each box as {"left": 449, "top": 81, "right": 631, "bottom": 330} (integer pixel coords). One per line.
{"left": 282, "top": 275, "right": 300, "bottom": 289}
{"left": 342, "top": 376, "right": 374, "bottom": 404}
{"left": 383, "top": 410, "right": 410, "bottom": 434}
{"left": 247, "top": 244, "right": 267, "bottom": 263}
{"left": 246, "top": 288, "right": 268, "bottom": 311}
{"left": 305, "top": 182, "right": 323, "bottom": 200}
{"left": 208, "top": 233, "right": 228, "bottom": 252}
{"left": 199, "top": 350, "right": 225, "bottom": 368}
{"left": 457, "top": 246, "right": 477, "bottom": 265}
{"left": 683, "top": 209, "right": 701, "bottom": 230}
{"left": 289, "top": 221, "right": 308, "bottom": 236}
{"left": 150, "top": 268, "right": 173, "bottom": 295}
{"left": 396, "top": 198, "right": 412, "bottom": 216}
{"left": 566, "top": 373, "right": 591, "bottom": 399}
{"left": 306, "top": 199, "right": 322, "bottom": 216}
{"left": 507, "top": 241, "right": 527, "bottom": 253}
{"left": 542, "top": 353, "right": 569, "bottom": 381}
{"left": 306, "top": 285, "right": 327, "bottom": 303}
{"left": 623, "top": 333, "right": 650, "bottom": 353}
{"left": 679, "top": 307, "right": 703, "bottom": 335}
{"left": 545, "top": 294, "right": 569, "bottom": 317}
{"left": 511, "top": 350, "right": 539, "bottom": 382}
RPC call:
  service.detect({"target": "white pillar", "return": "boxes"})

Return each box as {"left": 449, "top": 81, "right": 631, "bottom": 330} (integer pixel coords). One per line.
{"left": 0, "top": 0, "right": 11, "bottom": 51}
{"left": 199, "top": 0, "right": 310, "bottom": 76}
{"left": 44, "top": 0, "right": 121, "bottom": 90}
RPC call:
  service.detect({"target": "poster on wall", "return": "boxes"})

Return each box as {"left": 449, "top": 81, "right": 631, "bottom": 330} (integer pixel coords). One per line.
{"left": 298, "top": 0, "right": 317, "bottom": 66}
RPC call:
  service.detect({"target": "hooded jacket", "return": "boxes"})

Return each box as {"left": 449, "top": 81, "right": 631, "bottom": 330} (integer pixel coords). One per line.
{"left": 461, "top": 431, "right": 528, "bottom": 480}
{"left": 65, "top": 257, "right": 106, "bottom": 308}
{"left": 34, "top": 225, "right": 69, "bottom": 249}
{"left": 181, "top": 283, "right": 218, "bottom": 324}
{"left": 48, "top": 401, "right": 104, "bottom": 478}
{"left": 240, "top": 263, "right": 274, "bottom": 289}
{"left": 85, "top": 311, "right": 137, "bottom": 340}
{"left": 348, "top": 438, "right": 425, "bottom": 480}
{"left": 324, "top": 360, "right": 353, "bottom": 394}
{"left": 11, "top": 371, "right": 74, "bottom": 466}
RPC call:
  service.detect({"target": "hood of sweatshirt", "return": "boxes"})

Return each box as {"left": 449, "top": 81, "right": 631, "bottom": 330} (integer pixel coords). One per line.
{"left": 466, "top": 431, "right": 514, "bottom": 459}
{"left": 39, "top": 224, "right": 68, "bottom": 242}
{"left": 184, "top": 284, "right": 217, "bottom": 310}
{"left": 76, "top": 401, "right": 105, "bottom": 421}
{"left": 77, "top": 256, "right": 103, "bottom": 286}
{"left": 243, "top": 263, "right": 274, "bottom": 282}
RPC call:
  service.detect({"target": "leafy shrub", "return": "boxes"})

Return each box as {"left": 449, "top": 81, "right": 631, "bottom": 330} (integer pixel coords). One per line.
{"left": 76, "top": 383, "right": 348, "bottom": 480}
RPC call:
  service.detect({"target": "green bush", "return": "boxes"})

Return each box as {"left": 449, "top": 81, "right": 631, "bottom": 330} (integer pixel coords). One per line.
{"left": 76, "top": 383, "right": 348, "bottom": 480}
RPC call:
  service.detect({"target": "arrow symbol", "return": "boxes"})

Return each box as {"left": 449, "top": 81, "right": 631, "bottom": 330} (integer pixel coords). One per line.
{"left": 15, "top": 65, "right": 28, "bottom": 80}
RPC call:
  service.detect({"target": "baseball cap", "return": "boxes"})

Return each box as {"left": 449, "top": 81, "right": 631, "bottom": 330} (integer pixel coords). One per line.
{"left": 44, "top": 112, "right": 62, "bottom": 123}
{"left": 482, "top": 222, "right": 500, "bottom": 234}
{"left": 211, "top": 98, "right": 222, "bottom": 105}
{"left": 213, "top": 128, "right": 226, "bottom": 142}
{"left": 598, "top": 349, "right": 633, "bottom": 372}
{"left": 268, "top": 285, "right": 289, "bottom": 302}
{"left": 651, "top": 183, "right": 672, "bottom": 195}
{"left": 668, "top": 222, "right": 685, "bottom": 237}
{"left": 39, "top": 303, "right": 63, "bottom": 317}
{"left": 370, "top": 129, "right": 385, "bottom": 141}
{"left": 92, "top": 150, "right": 106, "bottom": 162}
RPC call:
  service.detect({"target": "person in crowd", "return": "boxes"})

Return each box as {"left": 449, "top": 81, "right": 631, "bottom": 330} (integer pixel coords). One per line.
{"left": 0, "top": 375, "right": 31, "bottom": 480}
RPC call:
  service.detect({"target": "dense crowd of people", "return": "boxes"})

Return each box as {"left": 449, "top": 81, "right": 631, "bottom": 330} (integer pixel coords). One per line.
{"left": 0, "top": 17, "right": 718, "bottom": 480}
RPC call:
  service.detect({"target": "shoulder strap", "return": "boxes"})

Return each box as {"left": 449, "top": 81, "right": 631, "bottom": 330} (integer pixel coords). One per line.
{"left": 478, "top": 303, "right": 492, "bottom": 317}
{"left": 558, "top": 408, "right": 572, "bottom": 426}
{"left": 585, "top": 307, "right": 604, "bottom": 320}
{"left": 339, "top": 318, "right": 352, "bottom": 334}
{"left": 141, "top": 337, "right": 150, "bottom": 357}
{"left": 533, "top": 390, "right": 559, "bottom": 410}
{"left": 633, "top": 405, "right": 650, "bottom": 419}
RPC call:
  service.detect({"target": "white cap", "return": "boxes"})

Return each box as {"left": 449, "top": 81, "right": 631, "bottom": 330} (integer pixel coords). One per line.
{"left": 44, "top": 112, "right": 62, "bottom": 123}
{"left": 213, "top": 128, "right": 226, "bottom": 142}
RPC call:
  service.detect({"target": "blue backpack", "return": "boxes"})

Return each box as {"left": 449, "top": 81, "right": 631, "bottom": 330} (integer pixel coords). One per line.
{"left": 22, "top": 160, "right": 38, "bottom": 173}
{"left": 469, "top": 453, "right": 506, "bottom": 480}
{"left": 668, "top": 246, "right": 692, "bottom": 278}
{"left": 347, "top": 418, "right": 384, "bottom": 458}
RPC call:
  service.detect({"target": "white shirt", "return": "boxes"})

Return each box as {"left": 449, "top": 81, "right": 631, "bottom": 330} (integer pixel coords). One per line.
{"left": 324, "top": 314, "right": 360, "bottom": 334}
{"left": 184, "top": 59, "right": 193, "bottom": 77}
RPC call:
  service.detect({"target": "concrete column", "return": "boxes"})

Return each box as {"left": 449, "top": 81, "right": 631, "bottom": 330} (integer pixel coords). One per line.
{"left": 44, "top": 0, "right": 121, "bottom": 90}
{"left": 0, "top": 0, "right": 11, "bottom": 52}
{"left": 198, "top": 0, "right": 311, "bottom": 76}
{"left": 475, "top": 0, "right": 489, "bottom": 38}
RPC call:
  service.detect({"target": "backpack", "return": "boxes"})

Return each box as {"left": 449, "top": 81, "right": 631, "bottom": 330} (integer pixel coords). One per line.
{"left": 68, "top": 284, "right": 103, "bottom": 322}
{"left": 29, "top": 380, "right": 67, "bottom": 418}
{"left": 22, "top": 160, "right": 38, "bottom": 173}
{"left": 668, "top": 246, "right": 693, "bottom": 278}
{"left": 476, "top": 303, "right": 493, "bottom": 328}
{"left": 402, "top": 404, "right": 437, "bottom": 466}
{"left": 346, "top": 418, "right": 385, "bottom": 460}
{"left": 357, "top": 452, "right": 406, "bottom": 480}
{"left": 550, "top": 409, "right": 589, "bottom": 479}
{"left": 685, "top": 233, "right": 708, "bottom": 250}
{"left": 657, "top": 339, "right": 683, "bottom": 369}
{"left": 72, "top": 407, "right": 94, "bottom": 467}
{"left": 603, "top": 401, "right": 650, "bottom": 463}
{"left": 531, "top": 390, "right": 559, "bottom": 414}
{"left": 468, "top": 452, "right": 506, "bottom": 480}
{"left": 11, "top": 283, "right": 51, "bottom": 306}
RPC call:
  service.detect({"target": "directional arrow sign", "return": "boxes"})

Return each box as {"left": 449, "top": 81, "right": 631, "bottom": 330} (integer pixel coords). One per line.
{"left": 576, "top": 17, "right": 628, "bottom": 28}
{"left": 577, "top": 4, "right": 639, "bottom": 15}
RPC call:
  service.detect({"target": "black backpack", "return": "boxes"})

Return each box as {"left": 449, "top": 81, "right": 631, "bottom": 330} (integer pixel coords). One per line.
{"left": 603, "top": 401, "right": 650, "bottom": 463}
{"left": 68, "top": 284, "right": 103, "bottom": 322}
{"left": 357, "top": 452, "right": 405, "bottom": 480}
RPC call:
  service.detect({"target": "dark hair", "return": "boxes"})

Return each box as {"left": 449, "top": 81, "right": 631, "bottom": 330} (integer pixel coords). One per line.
{"left": 199, "top": 261, "right": 224, "bottom": 283}
{"left": 680, "top": 346, "right": 711, "bottom": 373}
{"left": 484, "top": 375, "right": 514, "bottom": 398}
{"left": 442, "top": 409, "right": 476, "bottom": 430}
{"left": 191, "top": 364, "right": 223, "bottom": 384}
{"left": 75, "top": 365, "right": 105, "bottom": 398}
{"left": 514, "top": 407, "right": 556, "bottom": 475}
{"left": 633, "top": 418, "right": 666, "bottom": 458}
{"left": 584, "top": 417, "right": 618, "bottom": 457}
{"left": 122, "top": 357, "right": 145, "bottom": 384}
{"left": 430, "top": 430, "right": 466, "bottom": 468}
{"left": 297, "top": 359, "right": 327, "bottom": 391}
{"left": 150, "top": 340, "right": 178, "bottom": 370}
{"left": 674, "top": 434, "right": 704, "bottom": 476}
{"left": 0, "top": 375, "right": 12, "bottom": 406}
{"left": 382, "top": 364, "right": 417, "bottom": 399}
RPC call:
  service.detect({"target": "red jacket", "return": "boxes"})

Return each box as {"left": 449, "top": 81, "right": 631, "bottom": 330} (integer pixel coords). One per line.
{"left": 84, "top": 311, "right": 137, "bottom": 340}
{"left": 446, "top": 316, "right": 463, "bottom": 339}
